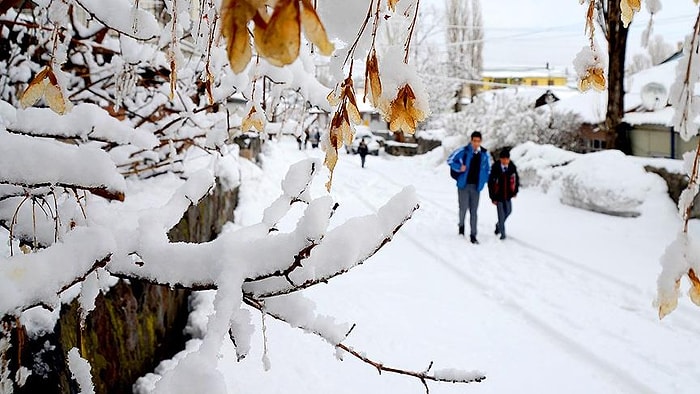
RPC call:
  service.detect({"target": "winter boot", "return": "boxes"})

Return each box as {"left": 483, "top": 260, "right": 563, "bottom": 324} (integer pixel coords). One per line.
{"left": 458, "top": 225, "right": 465, "bottom": 236}
{"left": 494, "top": 223, "right": 500, "bottom": 235}
{"left": 470, "top": 235, "right": 479, "bottom": 244}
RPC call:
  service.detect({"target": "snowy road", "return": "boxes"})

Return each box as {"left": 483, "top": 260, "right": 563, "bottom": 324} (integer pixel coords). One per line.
{"left": 227, "top": 138, "right": 700, "bottom": 394}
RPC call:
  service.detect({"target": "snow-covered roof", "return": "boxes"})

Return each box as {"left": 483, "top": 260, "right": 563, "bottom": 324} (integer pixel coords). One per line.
{"left": 624, "top": 60, "right": 678, "bottom": 112}
{"left": 554, "top": 56, "right": 683, "bottom": 126}
{"left": 477, "top": 85, "right": 579, "bottom": 103}
{"left": 552, "top": 90, "right": 607, "bottom": 124}
{"left": 624, "top": 107, "right": 674, "bottom": 127}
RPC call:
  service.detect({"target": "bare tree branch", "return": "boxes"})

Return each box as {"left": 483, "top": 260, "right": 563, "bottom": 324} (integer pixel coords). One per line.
{"left": 242, "top": 294, "right": 486, "bottom": 390}
{"left": 0, "top": 181, "right": 124, "bottom": 202}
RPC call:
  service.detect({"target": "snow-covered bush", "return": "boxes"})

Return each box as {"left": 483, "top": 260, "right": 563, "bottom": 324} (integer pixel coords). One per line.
{"left": 443, "top": 94, "right": 582, "bottom": 153}
{"left": 559, "top": 150, "right": 659, "bottom": 218}
{"left": 512, "top": 144, "right": 662, "bottom": 218}
{"left": 510, "top": 142, "right": 579, "bottom": 191}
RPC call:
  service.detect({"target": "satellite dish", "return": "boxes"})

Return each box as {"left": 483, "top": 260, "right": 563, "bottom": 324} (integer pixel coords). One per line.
{"left": 640, "top": 82, "right": 668, "bottom": 111}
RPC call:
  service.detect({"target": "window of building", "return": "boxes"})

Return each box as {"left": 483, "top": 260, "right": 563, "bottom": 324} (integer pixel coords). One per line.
{"left": 530, "top": 80, "right": 538, "bottom": 86}
{"left": 548, "top": 79, "right": 555, "bottom": 86}
{"left": 589, "top": 139, "right": 607, "bottom": 150}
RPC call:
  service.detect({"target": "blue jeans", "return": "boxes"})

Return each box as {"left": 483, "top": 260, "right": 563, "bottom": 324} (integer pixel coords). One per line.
{"left": 458, "top": 184, "right": 480, "bottom": 237}
{"left": 496, "top": 200, "right": 513, "bottom": 237}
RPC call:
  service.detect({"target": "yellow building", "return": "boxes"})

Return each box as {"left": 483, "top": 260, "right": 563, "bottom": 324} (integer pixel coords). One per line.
{"left": 481, "top": 67, "right": 569, "bottom": 90}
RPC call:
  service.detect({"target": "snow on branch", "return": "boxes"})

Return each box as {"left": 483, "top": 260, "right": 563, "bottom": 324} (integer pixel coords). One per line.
{"left": 0, "top": 227, "right": 113, "bottom": 316}
{"left": 9, "top": 104, "right": 158, "bottom": 149}
{"left": 73, "top": 0, "right": 160, "bottom": 41}
{"left": 258, "top": 293, "right": 351, "bottom": 345}
{"left": 67, "top": 347, "right": 95, "bottom": 394}
{"left": 656, "top": 6, "right": 700, "bottom": 319}
{"left": 669, "top": 9, "right": 700, "bottom": 141}
{"left": 0, "top": 131, "right": 126, "bottom": 201}
{"left": 243, "top": 294, "right": 486, "bottom": 393}
{"left": 262, "top": 159, "right": 320, "bottom": 227}
{"left": 245, "top": 186, "right": 420, "bottom": 298}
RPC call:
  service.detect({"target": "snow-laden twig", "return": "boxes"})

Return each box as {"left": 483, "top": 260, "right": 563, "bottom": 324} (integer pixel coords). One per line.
{"left": 669, "top": 9, "right": 700, "bottom": 141}
{"left": 656, "top": 6, "right": 700, "bottom": 319}
{"left": 67, "top": 347, "right": 95, "bottom": 394}
{"left": 242, "top": 295, "right": 486, "bottom": 393}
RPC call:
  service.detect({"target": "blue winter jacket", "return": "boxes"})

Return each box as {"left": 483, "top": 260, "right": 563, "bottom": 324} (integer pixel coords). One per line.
{"left": 447, "top": 144, "right": 491, "bottom": 191}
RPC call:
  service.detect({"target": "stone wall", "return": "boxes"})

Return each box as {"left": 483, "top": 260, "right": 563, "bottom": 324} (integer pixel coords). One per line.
{"left": 6, "top": 181, "right": 238, "bottom": 393}
{"left": 645, "top": 166, "right": 700, "bottom": 219}
{"left": 383, "top": 137, "right": 441, "bottom": 157}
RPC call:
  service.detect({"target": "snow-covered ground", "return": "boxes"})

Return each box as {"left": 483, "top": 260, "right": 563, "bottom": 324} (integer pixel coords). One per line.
{"left": 210, "top": 137, "right": 700, "bottom": 394}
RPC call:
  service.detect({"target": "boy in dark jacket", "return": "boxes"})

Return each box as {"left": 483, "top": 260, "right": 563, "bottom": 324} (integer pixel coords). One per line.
{"left": 488, "top": 149, "right": 519, "bottom": 240}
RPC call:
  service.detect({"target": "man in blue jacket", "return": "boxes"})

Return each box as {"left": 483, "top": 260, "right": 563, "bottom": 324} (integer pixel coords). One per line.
{"left": 447, "top": 131, "right": 491, "bottom": 244}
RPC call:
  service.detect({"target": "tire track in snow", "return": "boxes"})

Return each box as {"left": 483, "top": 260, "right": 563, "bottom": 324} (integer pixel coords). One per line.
{"left": 364, "top": 161, "right": 700, "bottom": 330}
{"left": 337, "top": 162, "right": 679, "bottom": 393}
{"left": 349, "top": 158, "right": 700, "bottom": 340}
{"left": 347, "top": 189, "right": 658, "bottom": 394}
{"left": 353, "top": 160, "right": 694, "bottom": 310}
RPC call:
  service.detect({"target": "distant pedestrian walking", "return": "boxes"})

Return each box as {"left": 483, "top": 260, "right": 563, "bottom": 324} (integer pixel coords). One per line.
{"left": 310, "top": 127, "right": 321, "bottom": 148}
{"left": 488, "top": 148, "right": 519, "bottom": 240}
{"left": 358, "top": 139, "right": 369, "bottom": 168}
{"left": 446, "top": 131, "right": 491, "bottom": 244}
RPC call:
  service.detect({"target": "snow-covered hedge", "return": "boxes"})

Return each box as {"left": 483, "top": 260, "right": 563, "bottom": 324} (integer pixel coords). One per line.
{"left": 559, "top": 150, "right": 661, "bottom": 217}
{"left": 512, "top": 142, "right": 665, "bottom": 217}
{"left": 510, "top": 142, "right": 579, "bottom": 191}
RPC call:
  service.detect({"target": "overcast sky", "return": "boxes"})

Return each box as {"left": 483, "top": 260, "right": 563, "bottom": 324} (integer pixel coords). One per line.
{"left": 421, "top": 0, "right": 699, "bottom": 70}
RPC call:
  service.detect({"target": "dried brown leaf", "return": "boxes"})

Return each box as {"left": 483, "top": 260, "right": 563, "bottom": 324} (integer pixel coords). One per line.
{"left": 300, "top": 0, "right": 334, "bottom": 56}
{"left": 387, "top": 84, "right": 426, "bottom": 134}
{"left": 242, "top": 106, "right": 265, "bottom": 132}
{"left": 346, "top": 96, "right": 362, "bottom": 125}
{"left": 254, "top": 0, "right": 301, "bottom": 67}
{"left": 45, "top": 68, "right": 68, "bottom": 115}
{"left": 689, "top": 269, "right": 700, "bottom": 307}
{"left": 20, "top": 67, "right": 50, "bottom": 109}
{"left": 578, "top": 66, "right": 606, "bottom": 92}
{"left": 364, "top": 49, "right": 382, "bottom": 108}
{"left": 658, "top": 279, "right": 680, "bottom": 319}
{"left": 327, "top": 87, "right": 341, "bottom": 107}
{"left": 324, "top": 107, "right": 357, "bottom": 191}
{"left": 44, "top": 82, "right": 67, "bottom": 115}
{"left": 585, "top": 0, "right": 595, "bottom": 36}
{"left": 621, "top": 0, "right": 641, "bottom": 28}
{"left": 388, "top": 0, "right": 400, "bottom": 12}
{"left": 221, "top": 0, "right": 259, "bottom": 74}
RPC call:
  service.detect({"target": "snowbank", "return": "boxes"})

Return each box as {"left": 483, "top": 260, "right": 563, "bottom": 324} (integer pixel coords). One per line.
{"left": 510, "top": 142, "right": 579, "bottom": 191}
{"left": 512, "top": 142, "right": 667, "bottom": 217}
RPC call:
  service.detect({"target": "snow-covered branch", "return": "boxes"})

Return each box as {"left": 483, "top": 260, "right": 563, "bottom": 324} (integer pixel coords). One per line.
{"left": 656, "top": 5, "right": 700, "bottom": 320}
{"left": 243, "top": 294, "right": 486, "bottom": 393}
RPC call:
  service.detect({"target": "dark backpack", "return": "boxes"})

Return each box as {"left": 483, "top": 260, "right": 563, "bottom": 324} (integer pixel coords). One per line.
{"left": 449, "top": 148, "right": 468, "bottom": 180}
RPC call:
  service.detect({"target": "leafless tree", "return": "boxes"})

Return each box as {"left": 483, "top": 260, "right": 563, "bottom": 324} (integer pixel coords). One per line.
{"left": 445, "top": 0, "right": 483, "bottom": 110}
